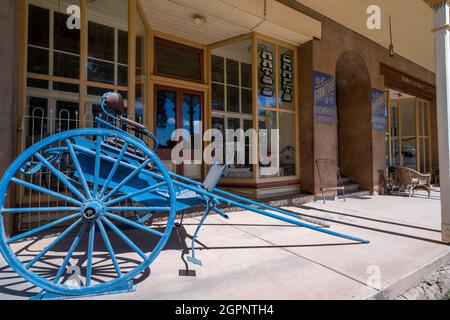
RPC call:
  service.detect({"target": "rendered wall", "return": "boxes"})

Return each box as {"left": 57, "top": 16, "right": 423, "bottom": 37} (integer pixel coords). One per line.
{"left": 0, "top": 0, "right": 20, "bottom": 236}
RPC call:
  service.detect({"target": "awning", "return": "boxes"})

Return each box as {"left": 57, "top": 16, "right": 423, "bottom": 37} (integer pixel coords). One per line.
{"left": 140, "top": 0, "right": 322, "bottom": 45}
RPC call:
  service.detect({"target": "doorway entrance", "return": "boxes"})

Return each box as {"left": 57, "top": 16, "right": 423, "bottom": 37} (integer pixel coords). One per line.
{"left": 154, "top": 86, "right": 204, "bottom": 179}
{"left": 335, "top": 51, "right": 373, "bottom": 191}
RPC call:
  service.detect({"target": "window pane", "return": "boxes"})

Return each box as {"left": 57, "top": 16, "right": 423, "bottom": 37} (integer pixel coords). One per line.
{"left": 258, "top": 40, "right": 276, "bottom": 108}
{"left": 279, "top": 113, "right": 296, "bottom": 176}
{"left": 88, "top": 22, "right": 115, "bottom": 61}
{"left": 28, "top": 46, "right": 49, "bottom": 74}
{"left": 54, "top": 11, "right": 80, "bottom": 54}
{"left": 212, "top": 83, "right": 225, "bottom": 111}
{"left": 259, "top": 109, "right": 278, "bottom": 177}
{"left": 155, "top": 38, "right": 203, "bottom": 81}
{"left": 401, "top": 137, "right": 417, "bottom": 170}
{"left": 135, "top": 83, "right": 144, "bottom": 123}
{"left": 391, "top": 139, "right": 400, "bottom": 167}
{"left": 53, "top": 52, "right": 79, "bottom": 79}
{"left": 279, "top": 47, "right": 295, "bottom": 111}
{"left": 242, "top": 89, "right": 252, "bottom": 114}
{"left": 118, "top": 30, "right": 128, "bottom": 65}
{"left": 27, "top": 78, "right": 49, "bottom": 89}
{"left": 212, "top": 55, "right": 224, "bottom": 83}
{"left": 88, "top": 58, "right": 114, "bottom": 84}
{"left": 156, "top": 90, "right": 177, "bottom": 149}
{"left": 183, "top": 94, "right": 202, "bottom": 142}
{"left": 226, "top": 59, "right": 239, "bottom": 86}
{"left": 400, "top": 99, "right": 416, "bottom": 137}
{"left": 241, "top": 63, "right": 252, "bottom": 88}
{"left": 118, "top": 65, "right": 128, "bottom": 87}
{"left": 28, "top": 5, "right": 49, "bottom": 48}
{"left": 136, "top": 36, "right": 145, "bottom": 76}
{"left": 53, "top": 82, "right": 79, "bottom": 94}
{"left": 227, "top": 86, "right": 239, "bottom": 113}
{"left": 212, "top": 117, "right": 225, "bottom": 164}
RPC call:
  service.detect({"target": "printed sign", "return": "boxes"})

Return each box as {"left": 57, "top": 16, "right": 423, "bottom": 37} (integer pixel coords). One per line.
{"left": 281, "top": 54, "right": 293, "bottom": 103}
{"left": 372, "top": 88, "right": 387, "bottom": 132}
{"left": 260, "top": 50, "right": 274, "bottom": 97}
{"left": 313, "top": 71, "right": 337, "bottom": 124}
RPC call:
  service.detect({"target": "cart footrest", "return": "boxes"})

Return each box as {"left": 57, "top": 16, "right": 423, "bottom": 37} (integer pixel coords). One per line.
{"left": 187, "top": 256, "right": 203, "bottom": 267}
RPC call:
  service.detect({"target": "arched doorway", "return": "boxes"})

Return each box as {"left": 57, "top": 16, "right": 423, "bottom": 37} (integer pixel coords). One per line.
{"left": 335, "top": 51, "right": 373, "bottom": 191}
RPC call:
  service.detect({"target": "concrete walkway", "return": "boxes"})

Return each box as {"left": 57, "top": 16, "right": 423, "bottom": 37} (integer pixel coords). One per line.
{"left": 0, "top": 189, "right": 448, "bottom": 300}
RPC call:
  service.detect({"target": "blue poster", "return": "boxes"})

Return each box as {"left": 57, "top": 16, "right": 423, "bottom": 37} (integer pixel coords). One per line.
{"left": 372, "top": 89, "right": 387, "bottom": 132}
{"left": 313, "top": 71, "right": 337, "bottom": 124}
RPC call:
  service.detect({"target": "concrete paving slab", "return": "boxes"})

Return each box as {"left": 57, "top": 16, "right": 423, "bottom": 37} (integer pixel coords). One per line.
{"left": 0, "top": 190, "right": 448, "bottom": 300}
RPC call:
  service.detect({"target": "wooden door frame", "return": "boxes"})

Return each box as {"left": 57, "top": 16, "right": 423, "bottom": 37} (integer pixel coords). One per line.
{"left": 153, "top": 84, "right": 205, "bottom": 178}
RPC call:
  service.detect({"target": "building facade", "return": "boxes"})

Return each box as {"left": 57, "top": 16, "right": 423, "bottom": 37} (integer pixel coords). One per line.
{"left": 0, "top": 0, "right": 438, "bottom": 233}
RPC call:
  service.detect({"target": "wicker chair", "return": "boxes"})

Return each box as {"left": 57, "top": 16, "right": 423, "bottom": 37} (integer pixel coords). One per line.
{"left": 397, "top": 167, "right": 431, "bottom": 198}
{"left": 316, "top": 159, "right": 345, "bottom": 204}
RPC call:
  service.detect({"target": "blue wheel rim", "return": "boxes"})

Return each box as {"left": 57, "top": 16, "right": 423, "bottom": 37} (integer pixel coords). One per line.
{"left": 0, "top": 128, "right": 176, "bottom": 296}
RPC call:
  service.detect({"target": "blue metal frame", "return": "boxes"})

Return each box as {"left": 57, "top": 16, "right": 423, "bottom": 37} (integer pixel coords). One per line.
{"left": 0, "top": 92, "right": 369, "bottom": 299}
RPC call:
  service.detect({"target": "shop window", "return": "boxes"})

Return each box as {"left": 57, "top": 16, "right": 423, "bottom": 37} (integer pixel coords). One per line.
{"left": 155, "top": 38, "right": 203, "bottom": 82}
{"left": 257, "top": 40, "right": 298, "bottom": 178}
{"left": 211, "top": 39, "right": 254, "bottom": 178}
{"left": 87, "top": 0, "right": 128, "bottom": 86}
{"left": 387, "top": 93, "right": 432, "bottom": 173}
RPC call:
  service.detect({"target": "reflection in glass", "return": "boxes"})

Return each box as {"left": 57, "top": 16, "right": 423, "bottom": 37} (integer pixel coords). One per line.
{"left": 212, "top": 84, "right": 225, "bottom": 111}
{"left": 258, "top": 40, "right": 276, "bottom": 108}
{"left": 400, "top": 99, "right": 416, "bottom": 137}
{"left": 259, "top": 110, "right": 279, "bottom": 178}
{"left": 279, "top": 113, "right": 296, "bottom": 176}
{"left": 227, "top": 86, "right": 240, "bottom": 112}
{"left": 156, "top": 90, "right": 177, "bottom": 149}
{"left": 401, "top": 137, "right": 417, "bottom": 170}
{"left": 279, "top": 47, "right": 295, "bottom": 111}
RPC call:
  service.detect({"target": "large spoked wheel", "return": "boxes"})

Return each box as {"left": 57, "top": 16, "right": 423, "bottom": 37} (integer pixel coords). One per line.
{"left": 0, "top": 128, "right": 176, "bottom": 297}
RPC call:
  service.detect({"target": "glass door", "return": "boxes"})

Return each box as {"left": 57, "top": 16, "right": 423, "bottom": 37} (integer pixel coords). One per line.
{"left": 155, "top": 86, "right": 203, "bottom": 179}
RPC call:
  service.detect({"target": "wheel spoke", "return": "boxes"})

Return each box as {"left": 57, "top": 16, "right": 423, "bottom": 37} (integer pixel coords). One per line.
{"left": 26, "top": 219, "right": 83, "bottom": 269}
{"left": 65, "top": 139, "right": 92, "bottom": 200}
{"left": 106, "top": 207, "right": 170, "bottom": 213}
{"left": 7, "top": 213, "right": 82, "bottom": 244}
{"left": 97, "top": 142, "right": 129, "bottom": 199}
{"left": 12, "top": 178, "right": 83, "bottom": 206}
{"left": 102, "top": 158, "right": 152, "bottom": 202}
{"left": 103, "top": 212, "right": 164, "bottom": 238}
{"left": 53, "top": 222, "right": 88, "bottom": 284}
{"left": 96, "top": 220, "right": 122, "bottom": 277}
{"left": 85, "top": 221, "right": 96, "bottom": 287}
{"left": 100, "top": 216, "right": 147, "bottom": 260}
{"left": 93, "top": 136, "right": 102, "bottom": 198}
{"left": 2, "top": 207, "right": 80, "bottom": 214}
{"left": 34, "top": 153, "right": 87, "bottom": 202}
{"left": 105, "top": 182, "right": 166, "bottom": 206}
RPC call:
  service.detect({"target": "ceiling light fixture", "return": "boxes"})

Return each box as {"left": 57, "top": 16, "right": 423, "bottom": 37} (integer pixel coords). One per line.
{"left": 193, "top": 14, "right": 207, "bottom": 25}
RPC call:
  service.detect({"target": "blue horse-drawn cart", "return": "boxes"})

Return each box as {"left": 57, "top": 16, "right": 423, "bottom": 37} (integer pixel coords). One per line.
{"left": 0, "top": 93, "right": 368, "bottom": 299}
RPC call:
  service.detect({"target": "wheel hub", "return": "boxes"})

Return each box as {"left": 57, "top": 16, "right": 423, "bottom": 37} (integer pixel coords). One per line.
{"left": 82, "top": 200, "right": 104, "bottom": 220}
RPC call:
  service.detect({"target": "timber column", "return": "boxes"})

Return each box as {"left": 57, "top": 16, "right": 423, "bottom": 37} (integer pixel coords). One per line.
{"left": 426, "top": 0, "right": 450, "bottom": 242}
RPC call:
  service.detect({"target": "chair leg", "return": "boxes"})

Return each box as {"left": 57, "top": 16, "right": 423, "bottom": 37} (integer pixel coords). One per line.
{"left": 322, "top": 190, "right": 326, "bottom": 204}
